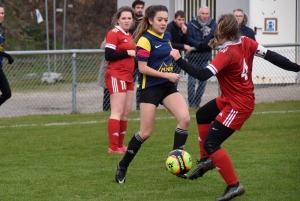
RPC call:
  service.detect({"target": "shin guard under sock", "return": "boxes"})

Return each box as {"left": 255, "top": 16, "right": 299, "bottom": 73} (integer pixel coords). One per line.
{"left": 173, "top": 128, "right": 188, "bottom": 150}
{"left": 107, "top": 119, "right": 120, "bottom": 151}
{"left": 119, "top": 133, "right": 144, "bottom": 168}
{"left": 118, "top": 120, "right": 127, "bottom": 147}
{"left": 210, "top": 148, "right": 238, "bottom": 186}
{"left": 198, "top": 124, "right": 211, "bottom": 159}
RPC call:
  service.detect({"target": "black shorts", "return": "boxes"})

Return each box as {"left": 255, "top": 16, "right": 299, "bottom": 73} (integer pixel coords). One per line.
{"left": 139, "top": 82, "right": 178, "bottom": 107}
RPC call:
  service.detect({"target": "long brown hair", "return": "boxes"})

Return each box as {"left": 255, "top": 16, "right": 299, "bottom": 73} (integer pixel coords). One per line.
{"left": 208, "top": 14, "right": 240, "bottom": 48}
{"left": 111, "top": 6, "right": 135, "bottom": 27}
{"left": 133, "top": 5, "right": 168, "bottom": 43}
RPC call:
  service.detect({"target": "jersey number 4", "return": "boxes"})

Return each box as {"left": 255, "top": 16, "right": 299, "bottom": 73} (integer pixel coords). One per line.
{"left": 241, "top": 58, "right": 248, "bottom": 81}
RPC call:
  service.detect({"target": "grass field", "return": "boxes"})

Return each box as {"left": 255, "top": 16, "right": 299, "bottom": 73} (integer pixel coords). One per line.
{"left": 0, "top": 101, "right": 299, "bottom": 201}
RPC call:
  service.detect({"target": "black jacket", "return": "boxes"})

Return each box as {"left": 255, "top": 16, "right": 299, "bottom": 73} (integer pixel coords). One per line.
{"left": 166, "top": 21, "right": 189, "bottom": 50}
{"left": 240, "top": 24, "right": 256, "bottom": 41}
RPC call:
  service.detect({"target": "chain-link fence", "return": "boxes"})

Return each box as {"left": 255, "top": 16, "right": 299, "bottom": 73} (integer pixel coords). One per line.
{"left": 1, "top": 44, "right": 300, "bottom": 117}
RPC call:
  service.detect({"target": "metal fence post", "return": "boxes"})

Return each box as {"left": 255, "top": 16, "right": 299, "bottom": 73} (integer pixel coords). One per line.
{"left": 72, "top": 52, "right": 77, "bottom": 113}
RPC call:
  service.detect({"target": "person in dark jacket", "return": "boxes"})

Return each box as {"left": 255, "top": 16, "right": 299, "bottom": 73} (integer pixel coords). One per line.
{"left": 186, "top": 6, "right": 217, "bottom": 109}
{"left": 0, "top": 3, "right": 14, "bottom": 107}
{"left": 167, "top": 10, "right": 192, "bottom": 74}
{"left": 233, "top": 8, "right": 256, "bottom": 41}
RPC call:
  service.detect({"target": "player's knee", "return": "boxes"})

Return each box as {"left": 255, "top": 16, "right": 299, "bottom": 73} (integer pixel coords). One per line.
{"left": 204, "top": 139, "right": 220, "bottom": 155}
{"left": 179, "top": 115, "right": 190, "bottom": 128}
{"left": 196, "top": 109, "right": 210, "bottom": 124}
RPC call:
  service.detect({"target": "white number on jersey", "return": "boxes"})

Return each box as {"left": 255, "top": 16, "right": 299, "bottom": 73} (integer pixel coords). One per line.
{"left": 241, "top": 58, "right": 248, "bottom": 81}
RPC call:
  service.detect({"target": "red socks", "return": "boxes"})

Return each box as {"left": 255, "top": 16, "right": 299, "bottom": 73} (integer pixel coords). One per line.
{"left": 107, "top": 119, "right": 128, "bottom": 150}
{"left": 118, "top": 120, "right": 127, "bottom": 147}
{"left": 210, "top": 148, "right": 238, "bottom": 186}
{"left": 197, "top": 124, "right": 211, "bottom": 159}
{"left": 107, "top": 119, "right": 120, "bottom": 151}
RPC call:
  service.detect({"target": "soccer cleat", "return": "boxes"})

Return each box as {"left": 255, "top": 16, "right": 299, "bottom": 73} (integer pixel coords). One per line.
{"left": 215, "top": 183, "right": 245, "bottom": 201}
{"left": 119, "top": 145, "right": 127, "bottom": 153}
{"left": 115, "top": 163, "right": 127, "bottom": 184}
{"left": 188, "top": 158, "right": 215, "bottom": 180}
{"left": 176, "top": 173, "right": 187, "bottom": 179}
{"left": 108, "top": 148, "right": 123, "bottom": 154}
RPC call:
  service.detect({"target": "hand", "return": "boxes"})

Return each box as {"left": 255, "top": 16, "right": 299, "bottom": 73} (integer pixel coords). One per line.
{"left": 181, "top": 24, "right": 187, "bottom": 34}
{"left": 2, "top": 52, "right": 14, "bottom": 64}
{"left": 170, "top": 49, "right": 181, "bottom": 61}
{"left": 127, "top": 50, "right": 136, "bottom": 57}
{"left": 166, "top": 73, "right": 180, "bottom": 83}
{"left": 184, "top": 44, "right": 192, "bottom": 53}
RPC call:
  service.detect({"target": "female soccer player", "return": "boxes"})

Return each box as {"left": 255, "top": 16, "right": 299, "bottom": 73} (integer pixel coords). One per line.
{"left": 105, "top": 6, "right": 136, "bottom": 154}
{"left": 0, "top": 3, "right": 14, "bottom": 107}
{"left": 170, "top": 13, "right": 300, "bottom": 201}
{"left": 115, "top": 5, "right": 190, "bottom": 183}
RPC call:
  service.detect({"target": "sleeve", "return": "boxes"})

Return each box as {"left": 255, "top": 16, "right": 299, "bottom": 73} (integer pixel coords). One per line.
{"left": 105, "top": 30, "right": 118, "bottom": 50}
{"left": 136, "top": 36, "right": 151, "bottom": 62}
{"left": 187, "top": 22, "right": 201, "bottom": 48}
{"left": 256, "top": 44, "right": 300, "bottom": 72}
{"left": 104, "top": 29, "right": 128, "bottom": 61}
{"left": 208, "top": 51, "right": 230, "bottom": 74}
{"left": 175, "top": 58, "right": 214, "bottom": 81}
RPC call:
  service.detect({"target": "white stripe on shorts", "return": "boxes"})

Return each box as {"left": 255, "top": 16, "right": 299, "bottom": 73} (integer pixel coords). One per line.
{"left": 111, "top": 76, "right": 118, "bottom": 93}
{"left": 223, "top": 109, "right": 238, "bottom": 127}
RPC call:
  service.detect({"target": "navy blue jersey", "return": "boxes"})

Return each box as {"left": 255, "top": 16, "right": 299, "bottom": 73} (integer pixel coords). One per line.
{"left": 0, "top": 30, "right": 4, "bottom": 69}
{"left": 136, "top": 30, "right": 174, "bottom": 89}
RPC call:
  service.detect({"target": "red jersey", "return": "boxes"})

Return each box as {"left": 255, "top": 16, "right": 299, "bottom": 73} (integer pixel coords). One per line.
{"left": 208, "top": 37, "right": 258, "bottom": 111}
{"left": 105, "top": 26, "right": 136, "bottom": 82}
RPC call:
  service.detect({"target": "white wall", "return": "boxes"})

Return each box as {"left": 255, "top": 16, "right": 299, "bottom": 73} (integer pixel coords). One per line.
{"left": 249, "top": 0, "right": 296, "bottom": 44}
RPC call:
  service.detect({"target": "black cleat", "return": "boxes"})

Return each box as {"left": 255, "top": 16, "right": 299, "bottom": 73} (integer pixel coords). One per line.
{"left": 215, "top": 183, "right": 245, "bottom": 201}
{"left": 176, "top": 173, "right": 187, "bottom": 179}
{"left": 115, "top": 163, "right": 127, "bottom": 184}
{"left": 188, "top": 158, "right": 215, "bottom": 180}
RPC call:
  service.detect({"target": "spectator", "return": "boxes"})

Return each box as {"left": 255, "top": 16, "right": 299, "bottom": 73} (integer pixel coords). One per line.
{"left": 170, "top": 13, "right": 300, "bottom": 200}
{"left": 98, "top": 39, "right": 110, "bottom": 111}
{"left": 130, "top": 0, "right": 145, "bottom": 110}
{"left": 105, "top": 6, "right": 136, "bottom": 154}
{"left": 187, "top": 6, "right": 217, "bottom": 109}
{"left": 233, "top": 8, "right": 256, "bottom": 41}
{"left": 167, "top": 10, "right": 192, "bottom": 74}
{"left": 115, "top": 5, "right": 190, "bottom": 183}
{"left": 0, "top": 3, "right": 14, "bottom": 107}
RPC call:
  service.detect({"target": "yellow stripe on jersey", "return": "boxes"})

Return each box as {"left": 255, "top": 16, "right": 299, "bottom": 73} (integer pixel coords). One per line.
{"left": 142, "top": 74, "right": 146, "bottom": 89}
{"left": 137, "top": 36, "right": 151, "bottom": 51}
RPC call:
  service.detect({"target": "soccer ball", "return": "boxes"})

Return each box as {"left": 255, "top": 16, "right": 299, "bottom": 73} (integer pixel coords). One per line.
{"left": 165, "top": 149, "right": 192, "bottom": 175}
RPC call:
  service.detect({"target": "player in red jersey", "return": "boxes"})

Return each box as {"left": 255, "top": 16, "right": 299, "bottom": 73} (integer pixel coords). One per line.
{"left": 170, "top": 14, "right": 300, "bottom": 201}
{"left": 105, "top": 6, "right": 136, "bottom": 154}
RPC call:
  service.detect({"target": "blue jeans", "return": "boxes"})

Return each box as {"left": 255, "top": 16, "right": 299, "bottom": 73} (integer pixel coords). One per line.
{"left": 187, "top": 58, "right": 208, "bottom": 108}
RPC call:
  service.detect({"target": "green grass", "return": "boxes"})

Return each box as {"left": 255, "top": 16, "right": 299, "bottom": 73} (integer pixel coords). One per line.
{"left": 0, "top": 101, "right": 299, "bottom": 201}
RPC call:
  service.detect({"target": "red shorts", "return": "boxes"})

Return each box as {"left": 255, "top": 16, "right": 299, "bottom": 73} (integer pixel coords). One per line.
{"left": 105, "top": 76, "right": 134, "bottom": 94}
{"left": 215, "top": 97, "right": 253, "bottom": 130}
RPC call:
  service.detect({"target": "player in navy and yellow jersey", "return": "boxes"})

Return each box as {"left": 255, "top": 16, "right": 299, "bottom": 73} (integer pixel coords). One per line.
{"left": 136, "top": 30, "right": 173, "bottom": 88}
{"left": 0, "top": 3, "right": 14, "bottom": 107}
{"left": 104, "top": 6, "right": 136, "bottom": 155}
{"left": 170, "top": 14, "right": 300, "bottom": 201}
{"left": 115, "top": 5, "right": 191, "bottom": 183}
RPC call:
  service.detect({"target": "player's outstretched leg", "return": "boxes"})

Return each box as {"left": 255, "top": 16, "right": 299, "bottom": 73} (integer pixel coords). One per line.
{"left": 188, "top": 158, "right": 215, "bottom": 180}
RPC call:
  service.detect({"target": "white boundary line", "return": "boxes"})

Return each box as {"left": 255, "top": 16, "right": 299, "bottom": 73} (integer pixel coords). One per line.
{"left": 0, "top": 110, "right": 299, "bottom": 129}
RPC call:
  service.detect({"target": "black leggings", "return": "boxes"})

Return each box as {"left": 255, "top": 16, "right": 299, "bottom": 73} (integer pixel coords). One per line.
{"left": 196, "top": 99, "right": 235, "bottom": 155}
{"left": 0, "top": 69, "right": 11, "bottom": 106}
